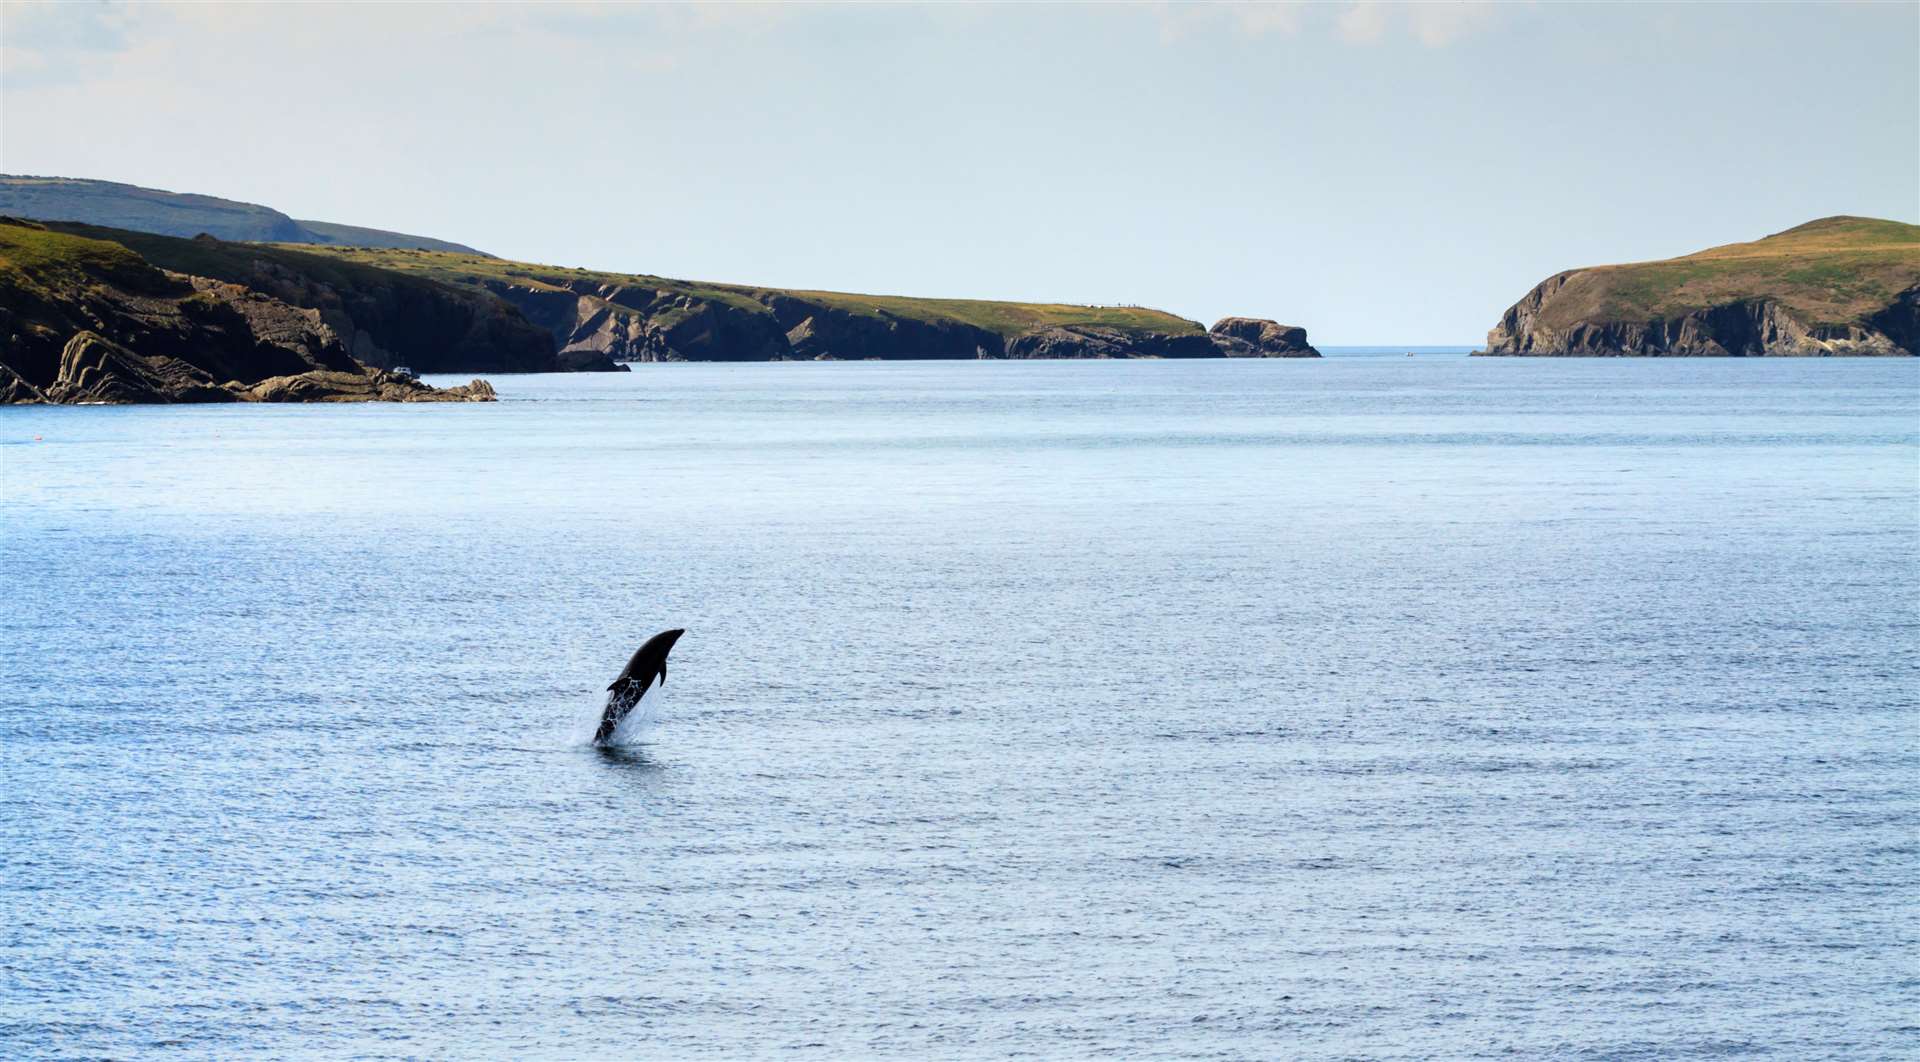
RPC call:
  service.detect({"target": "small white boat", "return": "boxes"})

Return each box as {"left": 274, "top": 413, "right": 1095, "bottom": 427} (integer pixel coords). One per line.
{"left": 393, "top": 365, "right": 416, "bottom": 376}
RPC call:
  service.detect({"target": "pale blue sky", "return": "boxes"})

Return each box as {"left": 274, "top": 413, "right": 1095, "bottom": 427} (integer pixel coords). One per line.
{"left": 2, "top": 1, "right": 1915, "bottom": 343}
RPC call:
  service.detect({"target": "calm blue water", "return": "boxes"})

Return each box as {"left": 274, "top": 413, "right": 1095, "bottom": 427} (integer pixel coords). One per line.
{"left": 3, "top": 357, "right": 1917, "bottom": 1059}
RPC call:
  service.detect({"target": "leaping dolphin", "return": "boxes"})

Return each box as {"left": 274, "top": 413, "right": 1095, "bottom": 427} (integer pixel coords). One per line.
{"left": 596, "top": 628, "right": 684, "bottom": 744}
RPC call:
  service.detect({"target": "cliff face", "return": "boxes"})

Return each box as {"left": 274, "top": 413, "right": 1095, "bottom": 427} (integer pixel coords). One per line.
{"left": 1478, "top": 217, "right": 1920, "bottom": 356}
{"left": 1208, "top": 317, "right": 1321, "bottom": 357}
{"left": 477, "top": 278, "right": 1318, "bottom": 361}
{"left": 295, "top": 246, "right": 1301, "bottom": 362}
{"left": 762, "top": 293, "right": 1003, "bottom": 360}
{"left": 38, "top": 223, "right": 575, "bottom": 373}
{"left": 481, "top": 279, "right": 788, "bottom": 363}
{"left": 1485, "top": 281, "right": 1913, "bottom": 356}
{"left": 0, "top": 220, "right": 494, "bottom": 404}
{"left": 235, "top": 254, "right": 571, "bottom": 373}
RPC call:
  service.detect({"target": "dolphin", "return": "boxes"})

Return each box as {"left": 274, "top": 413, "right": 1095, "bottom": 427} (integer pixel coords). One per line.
{"left": 596, "top": 628, "right": 684, "bottom": 744}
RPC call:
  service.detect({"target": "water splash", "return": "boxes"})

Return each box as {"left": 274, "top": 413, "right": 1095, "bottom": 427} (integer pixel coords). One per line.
{"left": 572, "top": 682, "right": 667, "bottom": 747}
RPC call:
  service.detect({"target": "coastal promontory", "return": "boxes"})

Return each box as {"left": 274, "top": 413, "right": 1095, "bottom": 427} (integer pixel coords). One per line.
{"left": 1, "top": 175, "right": 1324, "bottom": 367}
{"left": 306, "top": 244, "right": 1323, "bottom": 363}
{"left": 1478, "top": 217, "right": 1919, "bottom": 356}
{"left": 0, "top": 219, "right": 494, "bottom": 404}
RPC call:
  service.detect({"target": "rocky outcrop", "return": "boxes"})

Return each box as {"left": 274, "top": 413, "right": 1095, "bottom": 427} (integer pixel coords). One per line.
{"left": 40, "top": 330, "right": 238, "bottom": 404}
{"left": 13, "top": 331, "right": 488, "bottom": 405}
{"left": 0, "top": 362, "right": 43, "bottom": 403}
{"left": 1207, "top": 317, "right": 1320, "bottom": 357}
{"left": 1001, "top": 326, "right": 1218, "bottom": 359}
{"left": 0, "top": 220, "right": 495, "bottom": 404}
{"left": 1482, "top": 276, "right": 1914, "bottom": 356}
{"left": 234, "top": 370, "right": 496, "bottom": 403}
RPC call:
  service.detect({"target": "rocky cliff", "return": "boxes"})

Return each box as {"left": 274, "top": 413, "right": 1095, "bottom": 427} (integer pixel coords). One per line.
{"left": 38, "top": 222, "right": 582, "bottom": 373}
{"left": 1479, "top": 217, "right": 1920, "bottom": 356}
{"left": 507, "top": 286, "right": 1317, "bottom": 361}
{"left": 476, "top": 275, "right": 1206, "bottom": 361}
{"left": 479, "top": 278, "right": 789, "bottom": 363}
{"left": 293, "top": 246, "right": 1320, "bottom": 362}
{"left": 0, "top": 219, "right": 494, "bottom": 404}
{"left": 763, "top": 292, "right": 1003, "bottom": 360}
{"left": 480, "top": 282, "right": 1323, "bottom": 361}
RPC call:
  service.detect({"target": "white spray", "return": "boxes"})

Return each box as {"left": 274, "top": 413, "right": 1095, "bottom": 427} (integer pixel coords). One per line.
{"left": 571, "top": 681, "right": 668, "bottom": 747}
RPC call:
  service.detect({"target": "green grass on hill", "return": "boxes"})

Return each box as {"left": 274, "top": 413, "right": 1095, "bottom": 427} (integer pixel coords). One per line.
{"left": 0, "top": 218, "right": 174, "bottom": 296}
{"left": 1545, "top": 216, "right": 1920, "bottom": 330}
{"left": 32, "top": 221, "right": 491, "bottom": 307}
{"left": 775, "top": 288, "right": 1206, "bottom": 336}
{"left": 289, "top": 245, "right": 1205, "bottom": 337}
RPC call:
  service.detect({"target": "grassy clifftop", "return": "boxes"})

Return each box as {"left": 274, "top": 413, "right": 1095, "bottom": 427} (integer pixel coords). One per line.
{"left": 1533, "top": 216, "right": 1920, "bottom": 332}
{"left": 0, "top": 216, "right": 169, "bottom": 297}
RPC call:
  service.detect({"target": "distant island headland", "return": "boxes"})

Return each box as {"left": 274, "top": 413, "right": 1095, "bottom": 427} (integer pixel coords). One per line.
{"left": 1478, "top": 217, "right": 1918, "bottom": 357}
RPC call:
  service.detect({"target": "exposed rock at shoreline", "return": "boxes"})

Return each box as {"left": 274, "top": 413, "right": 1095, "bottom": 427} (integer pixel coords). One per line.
{"left": 1207, "top": 317, "right": 1321, "bottom": 357}
{"left": 1478, "top": 217, "right": 1920, "bottom": 357}
{"left": 0, "top": 219, "right": 495, "bottom": 404}
{"left": 235, "top": 370, "right": 497, "bottom": 403}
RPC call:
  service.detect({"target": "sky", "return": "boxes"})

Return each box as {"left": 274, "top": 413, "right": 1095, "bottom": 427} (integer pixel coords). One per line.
{"left": 2, "top": 1, "right": 1915, "bottom": 344}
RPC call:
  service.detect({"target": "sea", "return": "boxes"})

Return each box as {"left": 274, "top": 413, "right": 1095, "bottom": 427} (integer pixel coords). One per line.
{"left": 3, "top": 353, "right": 1916, "bottom": 1059}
